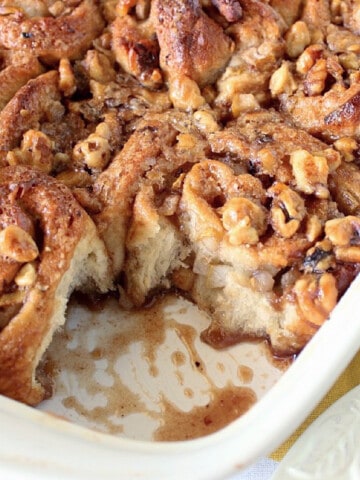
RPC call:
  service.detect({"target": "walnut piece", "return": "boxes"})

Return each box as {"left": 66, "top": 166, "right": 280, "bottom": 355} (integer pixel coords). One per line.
{"left": 290, "top": 149, "right": 330, "bottom": 198}
{"left": 0, "top": 225, "right": 39, "bottom": 263}
{"left": 221, "top": 197, "right": 267, "bottom": 246}
{"left": 294, "top": 273, "right": 338, "bottom": 327}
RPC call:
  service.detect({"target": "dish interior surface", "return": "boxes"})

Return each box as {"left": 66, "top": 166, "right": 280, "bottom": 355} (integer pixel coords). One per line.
{"left": 0, "top": 275, "right": 359, "bottom": 480}
{"left": 38, "top": 294, "right": 289, "bottom": 442}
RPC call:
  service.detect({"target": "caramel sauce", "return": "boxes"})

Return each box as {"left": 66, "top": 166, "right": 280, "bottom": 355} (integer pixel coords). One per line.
{"left": 237, "top": 365, "right": 254, "bottom": 384}
{"left": 43, "top": 294, "right": 281, "bottom": 441}
{"left": 154, "top": 385, "right": 256, "bottom": 441}
{"left": 202, "top": 322, "right": 296, "bottom": 366}
{"left": 201, "top": 322, "right": 261, "bottom": 349}
{"left": 171, "top": 350, "right": 187, "bottom": 367}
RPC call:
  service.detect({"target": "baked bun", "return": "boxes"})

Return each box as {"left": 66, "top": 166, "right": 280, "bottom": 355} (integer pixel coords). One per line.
{"left": 0, "top": 0, "right": 104, "bottom": 62}
{"left": 94, "top": 111, "right": 208, "bottom": 301}
{"left": 93, "top": 107, "right": 359, "bottom": 356}
{"left": 0, "top": 166, "right": 112, "bottom": 405}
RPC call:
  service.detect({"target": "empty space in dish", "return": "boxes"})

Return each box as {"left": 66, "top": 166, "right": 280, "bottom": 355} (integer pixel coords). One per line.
{"left": 38, "top": 294, "right": 289, "bottom": 442}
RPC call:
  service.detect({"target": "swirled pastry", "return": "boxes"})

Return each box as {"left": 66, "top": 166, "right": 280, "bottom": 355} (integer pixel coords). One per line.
{"left": 94, "top": 111, "right": 208, "bottom": 298}
{"left": 99, "top": 109, "right": 359, "bottom": 355}
{"left": 0, "top": 71, "right": 61, "bottom": 166}
{"left": 0, "top": 51, "right": 44, "bottom": 111}
{"left": 0, "top": 0, "right": 104, "bottom": 62}
{"left": 0, "top": 166, "right": 112, "bottom": 405}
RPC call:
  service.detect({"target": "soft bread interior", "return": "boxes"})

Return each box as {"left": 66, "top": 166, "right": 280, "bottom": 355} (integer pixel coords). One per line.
{"left": 32, "top": 218, "right": 113, "bottom": 399}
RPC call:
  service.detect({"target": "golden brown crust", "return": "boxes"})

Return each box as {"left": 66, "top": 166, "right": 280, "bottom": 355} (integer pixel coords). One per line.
{"left": 211, "top": 0, "right": 243, "bottom": 23}
{"left": 93, "top": 118, "right": 169, "bottom": 276}
{"left": 0, "top": 0, "right": 105, "bottom": 62}
{"left": 0, "top": 165, "right": 111, "bottom": 405}
{"left": 151, "top": 0, "right": 234, "bottom": 108}
{"left": 0, "top": 51, "right": 44, "bottom": 111}
{"left": 152, "top": 0, "right": 233, "bottom": 86}
{"left": 111, "top": 15, "right": 162, "bottom": 88}
{"left": 94, "top": 111, "right": 208, "bottom": 277}
{"left": 280, "top": 84, "right": 360, "bottom": 140}
{"left": 0, "top": 71, "right": 61, "bottom": 164}
{"left": 215, "top": 0, "right": 286, "bottom": 111}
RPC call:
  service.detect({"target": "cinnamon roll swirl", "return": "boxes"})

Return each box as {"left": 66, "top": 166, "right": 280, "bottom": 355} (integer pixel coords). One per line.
{"left": 0, "top": 166, "right": 112, "bottom": 405}
{"left": 0, "top": 0, "right": 105, "bottom": 62}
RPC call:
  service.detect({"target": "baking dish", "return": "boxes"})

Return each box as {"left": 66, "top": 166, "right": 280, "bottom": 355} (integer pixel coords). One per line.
{"left": 0, "top": 274, "right": 359, "bottom": 480}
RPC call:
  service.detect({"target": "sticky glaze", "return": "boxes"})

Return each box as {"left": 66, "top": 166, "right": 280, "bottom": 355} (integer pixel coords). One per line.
{"left": 42, "top": 294, "right": 287, "bottom": 441}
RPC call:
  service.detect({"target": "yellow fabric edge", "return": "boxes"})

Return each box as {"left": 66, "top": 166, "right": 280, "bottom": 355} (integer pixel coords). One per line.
{"left": 271, "top": 348, "right": 360, "bottom": 462}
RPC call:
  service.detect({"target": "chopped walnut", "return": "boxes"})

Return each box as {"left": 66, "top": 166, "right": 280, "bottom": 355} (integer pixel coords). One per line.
{"left": 73, "top": 129, "right": 111, "bottom": 172}
{"left": 338, "top": 52, "right": 360, "bottom": 71}
{"left": 296, "top": 44, "right": 323, "bottom": 74}
{"left": 330, "top": 0, "right": 342, "bottom": 22}
{"left": 257, "top": 147, "right": 278, "bottom": 177}
{"left": 48, "top": 1, "right": 66, "bottom": 17}
{"left": 269, "top": 183, "right": 305, "bottom": 238}
{"left": 176, "top": 133, "right": 197, "bottom": 150}
{"left": 304, "top": 58, "right": 328, "bottom": 96}
{"left": 6, "top": 130, "right": 54, "bottom": 174}
{"left": 325, "top": 216, "right": 360, "bottom": 262}
{"left": 168, "top": 76, "right": 206, "bottom": 111}
{"left": 269, "top": 62, "right": 297, "bottom": 96}
{"left": 221, "top": 197, "right": 267, "bottom": 245}
{"left": 333, "top": 137, "right": 357, "bottom": 162}
{"left": 325, "top": 215, "right": 360, "bottom": 246}
{"left": 231, "top": 93, "right": 260, "bottom": 118}
{"left": 303, "top": 239, "right": 334, "bottom": 273}
{"left": 290, "top": 149, "right": 330, "bottom": 199}
{"left": 193, "top": 110, "right": 220, "bottom": 134}
{"left": 322, "top": 148, "right": 341, "bottom": 173}
{"left": 0, "top": 225, "right": 39, "bottom": 263}
{"left": 115, "top": 0, "right": 150, "bottom": 19}
{"left": 294, "top": 273, "right": 338, "bottom": 327}
{"left": 111, "top": 15, "right": 162, "bottom": 88}
{"left": 58, "top": 58, "right": 76, "bottom": 97}
{"left": 14, "top": 262, "right": 37, "bottom": 287}
{"left": 285, "top": 21, "right": 311, "bottom": 58}
{"left": 181, "top": 160, "right": 266, "bottom": 243}
{"left": 116, "top": 0, "right": 139, "bottom": 17}
{"left": 81, "top": 50, "right": 116, "bottom": 83}
{"left": 72, "top": 114, "right": 119, "bottom": 172}
{"left": 332, "top": 245, "right": 360, "bottom": 263}
{"left": 305, "top": 215, "right": 323, "bottom": 242}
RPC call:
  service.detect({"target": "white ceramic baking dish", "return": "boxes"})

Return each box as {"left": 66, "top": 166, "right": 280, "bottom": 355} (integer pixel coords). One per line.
{"left": 0, "top": 274, "right": 359, "bottom": 480}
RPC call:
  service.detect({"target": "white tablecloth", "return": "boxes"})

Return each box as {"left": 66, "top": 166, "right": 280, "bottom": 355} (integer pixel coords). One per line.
{"left": 228, "top": 457, "right": 279, "bottom": 479}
